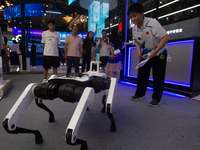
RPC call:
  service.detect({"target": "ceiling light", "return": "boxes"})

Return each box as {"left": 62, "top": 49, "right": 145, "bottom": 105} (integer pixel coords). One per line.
{"left": 45, "top": 11, "right": 62, "bottom": 14}
{"left": 158, "top": 4, "right": 200, "bottom": 19}
{"left": 159, "top": 0, "right": 180, "bottom": 9}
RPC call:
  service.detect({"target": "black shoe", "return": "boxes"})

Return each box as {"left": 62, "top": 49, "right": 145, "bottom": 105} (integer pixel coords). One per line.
{"left": 149, "top": 99, "right": 160, "bottom": 107}
{"left": 130, "top": 95, "right": 143, "bottom": 101}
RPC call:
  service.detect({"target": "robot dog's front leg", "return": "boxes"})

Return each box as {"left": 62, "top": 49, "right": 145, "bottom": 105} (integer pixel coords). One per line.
{"left": 2, "top": 83, "right": 43, "bottom": 144}
{"left": 106, "top": 78, "right": 117, "bottom": 132}
{"left": 65, "top": 87, "right": 94, "bottom": 150}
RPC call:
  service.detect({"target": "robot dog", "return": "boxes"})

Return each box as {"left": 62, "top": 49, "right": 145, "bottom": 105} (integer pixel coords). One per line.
{"left": 3, "top": 61, "right": 117, "bottom": 150}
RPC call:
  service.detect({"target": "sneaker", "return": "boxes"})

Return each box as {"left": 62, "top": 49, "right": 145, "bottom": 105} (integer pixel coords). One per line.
{"left": 149, "top": 99, "right": 160, "bottom": 107}
{"left": 42, "top": 79, "right": 47, "bottom": 83}
{"left": 130, "top": 95, "right": 143, "bottom": 100}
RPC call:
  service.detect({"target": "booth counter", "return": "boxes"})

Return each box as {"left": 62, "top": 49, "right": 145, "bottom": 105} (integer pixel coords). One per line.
{"left": 121, "top": 37, "right": 200, "bottom": 97}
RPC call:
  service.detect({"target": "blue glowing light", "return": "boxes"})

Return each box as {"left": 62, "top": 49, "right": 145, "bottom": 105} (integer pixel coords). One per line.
{"left": 91, "top": 1, "right": 100, "bottom": 23}
{"left": 119, "top": 81, "right": 186, "bottom": 98}
{"left": 101, "top": 3, "right": 109, "bottom": 18}
{"left": 45, "top": 11, "right": 61, "bottom": 14}
{"left": 68, "top": 0, "right": 76, "bottom": 6}
{"left": 88, "top": 3, "right": 96, "bottom": 32}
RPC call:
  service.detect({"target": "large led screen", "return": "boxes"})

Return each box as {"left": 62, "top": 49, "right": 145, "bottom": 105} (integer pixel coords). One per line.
{"left": 4, "top": 3, "right": 44, "bottom": 20}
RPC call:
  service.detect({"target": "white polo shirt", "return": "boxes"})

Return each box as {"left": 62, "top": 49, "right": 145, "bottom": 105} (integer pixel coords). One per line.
{"left": 97, "top": 38, "right": 110, "bottom": 57}
{"left": 132, "top": 17, "right": 167, "bottom": 55}
{"left": 41, "top": 30, "right": 60, "bottom": 57}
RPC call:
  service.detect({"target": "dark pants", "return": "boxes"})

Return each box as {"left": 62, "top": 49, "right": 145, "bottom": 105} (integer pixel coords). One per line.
{"left": 67, "top": 56, "right": 80, "bottom": 73}
{"left": 81, "top": 55, "right": 91, "bottom": 72}
{"left": 135, "top": 54, "right": 167, "bottom": 102}
{"left": 31, "top": 56, "right": 36, "bottom": 66}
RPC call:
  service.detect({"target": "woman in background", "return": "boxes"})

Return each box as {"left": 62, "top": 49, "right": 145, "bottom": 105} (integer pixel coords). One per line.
{"left": 81, "top": 31, "right": 94, "bottom": 72}
{"left": 9, "top": 40, "right": 21, "bottom": 71}
{"left": 106, "top": 26, "right": 129, "bottom": 78}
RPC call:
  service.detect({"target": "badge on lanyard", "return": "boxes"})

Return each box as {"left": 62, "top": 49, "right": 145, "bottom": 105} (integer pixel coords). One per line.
{"left": 160, "top": 55, "right": 165, "bottom": 60}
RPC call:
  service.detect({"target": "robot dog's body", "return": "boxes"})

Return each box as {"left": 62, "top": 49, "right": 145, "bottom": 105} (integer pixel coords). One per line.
{"left": 3, "top": 69, "right": 117, "bottom": 150}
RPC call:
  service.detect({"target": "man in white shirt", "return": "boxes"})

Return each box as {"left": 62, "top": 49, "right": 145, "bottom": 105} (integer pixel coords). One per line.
{"left": 97, "top": 29, "right": 110, "bottom": 73}
{"left": 41, "top": 19, "right": 60, "bottom": 83}
{"left": 128, "top": 3, "right": 169, "bottom": 107}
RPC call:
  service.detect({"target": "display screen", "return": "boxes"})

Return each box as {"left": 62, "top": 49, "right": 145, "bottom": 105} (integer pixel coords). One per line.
{"left": 4, "top": 3, "right": 44, "bottom": 20}
{"left": 27, "top": 42, "right": 43, "bottom": 53}
{"left": 125, "top": 40, "right": 194, "bottom": 87}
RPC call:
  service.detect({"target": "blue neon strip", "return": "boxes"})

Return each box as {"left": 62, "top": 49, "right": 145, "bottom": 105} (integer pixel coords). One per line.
{"left": 128, "top": 75, "right": 190, "bottom": 87}
{"left": 119, "top": 81, "right": 186, "bottom": 98}
{"left": 167, "top": 40, "right": 194, "bottom": 45}
{"left": 126, "top": 40, "right": 194, "bottom": 87}
{"left": 46, "top": 11, "right": 62, "bottom": 14}
{"left": 124, "top": 46, "right": 127, "bottom": 77}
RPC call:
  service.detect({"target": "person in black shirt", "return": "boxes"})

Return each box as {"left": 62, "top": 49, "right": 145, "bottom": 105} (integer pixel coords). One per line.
{"left": 30, "top": 40, "right": 36, "bottom": 69}
{"left": 81, "top": 31, "right": 94, "bottom": 72}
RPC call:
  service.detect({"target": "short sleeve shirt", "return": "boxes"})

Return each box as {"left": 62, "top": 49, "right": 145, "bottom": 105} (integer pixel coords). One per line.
{"left": 65, "top": 34, "right": 83, "bottom": 57}
{"left": 97, "top": 38, "right": 110, "bottom": 57}
{"left": 132, "top": 17, "right": 167, "bottom": 55}
{"left": 41, "top": 30, "right": 60, "bottom": 57}
{"left": 9, "top": 43, "right": 19, "bottom": 52}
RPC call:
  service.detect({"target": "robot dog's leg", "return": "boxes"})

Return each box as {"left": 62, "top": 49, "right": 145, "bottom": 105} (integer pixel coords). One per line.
{"left": 65, "top": 87, "right": 94, "bottom": 150}
{"left": 106, "top": 78, "right": 117, "bottom": 132}
{"left": 101, "top": 90, "right": 108, "bottom": 113}
{"left": 35, "top": 98, "right": 54, "bottom": 122}
{"left": 3, "top": 83, "right": 43, "bottom": 144}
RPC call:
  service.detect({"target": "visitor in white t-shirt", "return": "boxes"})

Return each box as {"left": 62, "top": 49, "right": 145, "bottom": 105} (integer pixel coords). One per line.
{"left": 97, "top": 29, "right": 110, "bottom": 73}
{"left": 41, "top": 19, "right": 60, "bottom": 83}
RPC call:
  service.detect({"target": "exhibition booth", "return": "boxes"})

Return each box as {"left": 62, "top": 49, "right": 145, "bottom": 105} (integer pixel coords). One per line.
{"left": 120, "top": 17, "right": 200, "bottom": 98}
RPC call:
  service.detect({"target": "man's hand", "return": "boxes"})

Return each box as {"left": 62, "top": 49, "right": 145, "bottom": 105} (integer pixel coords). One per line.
{"left": 148, "top": 50, "right": 157, "bottom": 58}
{"left": 137, "top": 51, "right": 142, "bottom": 59}
{"left": 64, "top": 54, "right": 67, "bottom": 59}
{"left": 79, "top": 53, "right": 82, "bottom": 58}
{"left": 83, "top": 50, "right": 86, "bottom": 54}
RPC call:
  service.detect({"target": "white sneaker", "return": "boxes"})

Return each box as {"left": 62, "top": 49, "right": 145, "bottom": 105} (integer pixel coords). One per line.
{"left": 42, "top": 79, "right": 47, "bottom": 83}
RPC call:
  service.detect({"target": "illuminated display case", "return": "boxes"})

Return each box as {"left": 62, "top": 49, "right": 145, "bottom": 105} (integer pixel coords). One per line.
{"left": 121, "top": 37, "right": 200, "bottom": 97}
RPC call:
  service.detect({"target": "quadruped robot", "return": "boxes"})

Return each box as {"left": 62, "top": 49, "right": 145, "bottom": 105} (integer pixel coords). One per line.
{"left": 2, "top": 61, "right": 117, "bottom": 150}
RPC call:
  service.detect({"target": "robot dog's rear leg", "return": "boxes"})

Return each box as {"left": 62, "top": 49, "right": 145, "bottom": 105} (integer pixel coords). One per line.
{"left": 35, "top": 98, "right": 54, "bottom": 122}
{"left": 106, "top": 104, "right": 116, "bottom": 132}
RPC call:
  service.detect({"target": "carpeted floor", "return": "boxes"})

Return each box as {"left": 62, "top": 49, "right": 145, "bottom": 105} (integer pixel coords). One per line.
{"left": 1, "top": 71, "right": 200, "bottom": 150}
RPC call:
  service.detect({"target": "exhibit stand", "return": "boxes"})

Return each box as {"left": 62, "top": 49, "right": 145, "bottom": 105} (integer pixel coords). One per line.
{"left": 0, "top": 57, "right": 12, "bottom": 100}
{"left": 121, "top": 37, "right": 200, "bottom": 98}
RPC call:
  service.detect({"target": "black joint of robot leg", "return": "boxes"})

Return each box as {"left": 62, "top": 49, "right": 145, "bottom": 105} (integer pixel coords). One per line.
{"left": 3, "top": 119, "right": 13, "bottom": 134}
{"left": 34, "top": 130, "right": 44, "bottom": 144}
{"left": 66, "top": 129, "right": 88, "bottom": 150}
{"left": 66, "top": 129, "right": 73, "bottom": 145}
